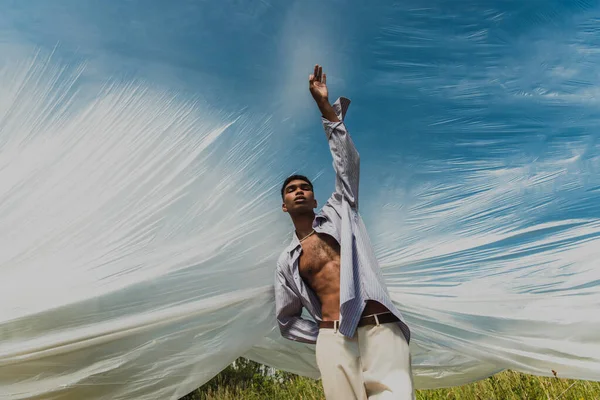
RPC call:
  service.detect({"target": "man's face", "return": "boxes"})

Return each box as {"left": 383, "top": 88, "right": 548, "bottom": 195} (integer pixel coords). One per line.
{"left": 282, "top": 179, "right": 317, "bottom": 214}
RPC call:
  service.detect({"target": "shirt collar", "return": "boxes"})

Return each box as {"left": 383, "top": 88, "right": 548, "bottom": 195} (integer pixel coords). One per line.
{"left": 286, "top": 231, "right": 302, "bottom": 255}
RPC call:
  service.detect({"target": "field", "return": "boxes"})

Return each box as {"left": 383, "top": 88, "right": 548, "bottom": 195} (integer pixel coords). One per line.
{"left": 180, "top": 358, "right": 600, "bottom": 400}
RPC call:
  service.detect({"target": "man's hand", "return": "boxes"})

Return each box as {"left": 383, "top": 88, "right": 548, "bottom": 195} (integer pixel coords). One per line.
{"left": 309, "top": 64, "right": 329, "bottom": 104}
{"left": 309, "top": 64, "right": 340, "bottom": 122}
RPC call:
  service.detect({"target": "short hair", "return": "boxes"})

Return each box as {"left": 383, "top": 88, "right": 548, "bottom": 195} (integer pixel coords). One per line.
{"left": 281, "top": 174, "right": 313, "bottom": 198}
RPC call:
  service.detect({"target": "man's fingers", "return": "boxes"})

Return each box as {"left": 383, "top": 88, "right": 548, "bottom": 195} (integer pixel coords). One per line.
{"left": 311, "top": 65, "right": 326, "bottom": 83}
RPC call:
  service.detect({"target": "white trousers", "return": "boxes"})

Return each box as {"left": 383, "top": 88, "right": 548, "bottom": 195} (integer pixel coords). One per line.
{"left": 315, "top": 322, "right": 416, "bottom": 400}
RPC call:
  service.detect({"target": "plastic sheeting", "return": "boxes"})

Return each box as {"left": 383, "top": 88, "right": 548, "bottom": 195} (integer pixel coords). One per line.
{"left": 1, "top": 1, "right": 600, "bottom": 399}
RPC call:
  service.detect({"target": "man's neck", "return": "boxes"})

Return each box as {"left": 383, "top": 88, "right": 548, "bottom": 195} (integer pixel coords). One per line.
{"left": 291, "top": 211, "right": 315, "bottom": 240}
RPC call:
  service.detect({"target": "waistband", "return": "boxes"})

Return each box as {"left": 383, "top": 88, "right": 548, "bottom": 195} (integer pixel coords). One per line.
{"left": 318, "top": 312, "right": 399, "bottom": 330}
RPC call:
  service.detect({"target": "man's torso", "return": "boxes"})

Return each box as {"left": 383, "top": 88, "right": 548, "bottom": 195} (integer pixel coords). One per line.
{"left": 298, "top": 231, "right": 390, "bottom": 322}
{"left": 297, "top": 232, "right": 341, "bottom": 321}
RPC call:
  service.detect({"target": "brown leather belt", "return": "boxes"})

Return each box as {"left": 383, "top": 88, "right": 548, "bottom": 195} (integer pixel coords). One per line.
{"left": 318, "top": 312, "right": 399, "bottom": 329}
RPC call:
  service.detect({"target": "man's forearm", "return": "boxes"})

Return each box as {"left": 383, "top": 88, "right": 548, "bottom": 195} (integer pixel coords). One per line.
{"left": 317, "top": 99, "right": 340, "bottom": 123}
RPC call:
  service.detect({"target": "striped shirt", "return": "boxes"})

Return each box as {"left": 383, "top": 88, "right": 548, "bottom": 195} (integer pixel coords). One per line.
{"left": 275, "top": 97, "right": 411, "bottom": 344}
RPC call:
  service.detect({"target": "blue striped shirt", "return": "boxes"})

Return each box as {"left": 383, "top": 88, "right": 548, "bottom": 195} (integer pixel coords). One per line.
{"left": 275, "top": 97, "right": 411, "bottom": 345}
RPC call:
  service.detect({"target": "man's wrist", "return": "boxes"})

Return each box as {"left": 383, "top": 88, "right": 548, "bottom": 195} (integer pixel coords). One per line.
{"left": 316, "top": 98, "right": 340, "bottom": 122}
{"left": 316, "top": 97, "right": 330, "bottom": 108}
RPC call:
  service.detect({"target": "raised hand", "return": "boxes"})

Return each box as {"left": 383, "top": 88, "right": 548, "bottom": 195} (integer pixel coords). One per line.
{"left": 309, "top": 64, "right": 339, "bottom": 122}
{"left": 309, "top": 64, "right": 329, "bottom": 105}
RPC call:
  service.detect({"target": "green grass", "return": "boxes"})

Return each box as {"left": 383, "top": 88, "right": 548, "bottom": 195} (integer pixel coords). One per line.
{"left": 181, "top": 358, "right": 600, "bottom": 400}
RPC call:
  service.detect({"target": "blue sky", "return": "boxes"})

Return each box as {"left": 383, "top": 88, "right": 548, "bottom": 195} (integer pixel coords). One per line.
{"left": 2, "top": 0, "right": 600, "bottom": 303}
{"left": 2, "top": 0, "right": 600, "bottom": 310}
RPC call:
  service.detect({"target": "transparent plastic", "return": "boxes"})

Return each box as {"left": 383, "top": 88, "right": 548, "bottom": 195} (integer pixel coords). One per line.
{"left": 1, "top": 1, "right": 600, "bottom": 399}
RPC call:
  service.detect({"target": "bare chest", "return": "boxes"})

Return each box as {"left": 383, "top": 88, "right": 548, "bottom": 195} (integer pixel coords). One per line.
{"left": 298, "top": 233, "right": 340, "bottom": 277}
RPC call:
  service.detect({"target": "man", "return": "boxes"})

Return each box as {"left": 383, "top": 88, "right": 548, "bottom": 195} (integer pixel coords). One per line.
{"left": 274, "top": 64, "right": 416, "bottom": 400}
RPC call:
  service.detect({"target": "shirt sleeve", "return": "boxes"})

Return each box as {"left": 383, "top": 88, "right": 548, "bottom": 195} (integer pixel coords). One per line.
{"left": 322, "top": 97, "right": 360, "bottom": 209}
{"left": 274, "top": 264, "right": 319, "bottom": 344}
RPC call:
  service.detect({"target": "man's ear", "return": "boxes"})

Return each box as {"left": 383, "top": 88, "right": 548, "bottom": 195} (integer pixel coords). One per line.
{"left": 282, "top": 202, "right": 288, "bottom": 213}
{"left": 313, "top": 199, "right": 318, "bottom": 209}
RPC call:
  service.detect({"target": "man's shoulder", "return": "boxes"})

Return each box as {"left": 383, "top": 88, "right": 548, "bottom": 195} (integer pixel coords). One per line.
{"left": 318, "top": 191, "right": 343, "bottom": 218}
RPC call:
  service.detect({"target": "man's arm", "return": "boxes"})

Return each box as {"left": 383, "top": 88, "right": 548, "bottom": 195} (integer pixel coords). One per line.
{"left": 309, "top": 65, "right": 360, "bottom": 208}
{"left": 275, "top": 265, "right": 319, "bottom": 344}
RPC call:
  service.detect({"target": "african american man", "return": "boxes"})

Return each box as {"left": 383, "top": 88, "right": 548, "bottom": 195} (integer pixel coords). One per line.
{"left": 275, "top": 64, "right": 416, "bottom": 400}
